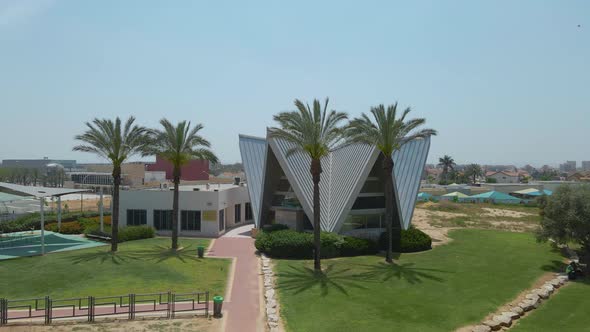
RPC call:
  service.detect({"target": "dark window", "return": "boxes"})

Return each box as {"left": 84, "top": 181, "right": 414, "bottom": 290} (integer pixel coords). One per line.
{"left": 351, "top": 196, "right": 385, "bottom": 210}
{"left": 127, "top": 209, "right": 147, "bottom": 226}
{"left": 219, "top": 209, "right": 225, "bottom": 231}
{"left": 245, "top": 203, "right": 253, "bottom": 220}
{"left": 181, "top": 210, "right": 201, "bottom": 231}
{"left": 153, "top": 210, "right": 173, "bottom": 230}
{"left": 235, "top": 204, "right": 241, "bottom": 222}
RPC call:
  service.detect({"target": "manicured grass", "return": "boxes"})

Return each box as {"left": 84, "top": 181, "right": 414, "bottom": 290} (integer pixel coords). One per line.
{"left": 275, "top": 229, "right": 564, "bottom": 332}
{"left": 0, "top": 237, "right": 230, "bottom": 300}
{"left": 511, "top": 278, "right": 590, "bottom": 332}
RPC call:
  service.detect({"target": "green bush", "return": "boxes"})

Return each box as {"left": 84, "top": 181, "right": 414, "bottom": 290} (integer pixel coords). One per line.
{"left": 378, "top": 227, "right": 432, "bottom": 253}
{"left": 255, "top": 229, "right": 378, "bottom": 258}
{"left": 117, "top": 226, "right": 155, "bottom": 242}
{"left": 44, "top": 221, "right": 84, "bottom": 234}
{"left": 0, "top": 212, "right": 107, "bottom": 233}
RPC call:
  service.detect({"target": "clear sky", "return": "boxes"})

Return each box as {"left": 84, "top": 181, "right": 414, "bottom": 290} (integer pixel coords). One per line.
{"left": 0, "top": 0, "right": 588, "bottom": 167}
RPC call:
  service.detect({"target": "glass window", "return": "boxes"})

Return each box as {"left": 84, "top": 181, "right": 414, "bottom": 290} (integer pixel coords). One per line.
{"left": 127, "top": 209, "right": 147, "bottom": 226}
{"left": 219, "top": 209, "right": 225, "bottom": 231}
{"left": 351, "top": 196, "right": 385, "bottom": 210}
{"left": 341, "top": 214, "right": 383, "bottom": 231}
{"left": 181, "top": 210, "right": 201, "bottom": 231}
{"left": 235, "top": 204, "right": 241, "bottom": 222}
{"left": 245, "top": 203, "right": 253, "bottom": 220}
{"left": 153, "top": 210, "right": 173, "bottom": 230}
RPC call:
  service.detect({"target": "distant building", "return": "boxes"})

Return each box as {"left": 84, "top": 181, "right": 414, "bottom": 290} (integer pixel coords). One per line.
{"left": 2, "top": 158, "right": 77, "bottom": 172}
{"left": 81, "top": 162, "right": 146, "bottom": 187}
{"left": 582, "top": 161, "right": 590, "bottom": 171}
{"left": 486, "top": 171, "right": 520, "bottom": 184}
{"left": 567, "top": 171, "right": 590, "bottom": 182}
{"left": 146, "top": 156, "right": 209, "bottom": 181}
{"left": 559, "top": 161, "right": 576, "bottom": 173}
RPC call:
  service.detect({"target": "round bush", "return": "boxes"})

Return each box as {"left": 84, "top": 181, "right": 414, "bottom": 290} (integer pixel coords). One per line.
{"left": 379, "top": 227, "right": 432, "bottom": 253}
{"left": 261, "top": 223, "right": 289, "bottom": 233}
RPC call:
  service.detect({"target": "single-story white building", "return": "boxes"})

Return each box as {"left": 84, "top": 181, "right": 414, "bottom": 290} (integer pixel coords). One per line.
{"left": 119, "top": 183, "right": 252, "bottom": 237}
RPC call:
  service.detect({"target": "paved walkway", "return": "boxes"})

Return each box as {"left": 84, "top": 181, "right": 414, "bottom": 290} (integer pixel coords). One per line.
{"left": 208, "top": 224, "right": 263, "bottom": 332}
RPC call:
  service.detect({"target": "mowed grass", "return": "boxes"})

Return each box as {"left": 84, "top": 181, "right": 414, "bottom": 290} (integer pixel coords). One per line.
{"left": 275, "top": 229, "right": 564, "bottom": 332}
{"left": 511, "top": 278, "right": 590, "bottom": 332}
{"left": 0, "top": 237, "right": 230, "bottom": 300}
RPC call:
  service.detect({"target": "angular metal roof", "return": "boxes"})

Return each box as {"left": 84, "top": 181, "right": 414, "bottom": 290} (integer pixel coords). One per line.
{"left": 239, "top": 134, "right": 432, "bottom": 231}
{"left": 238, "top": 135, "right": 268, "bottom": 227}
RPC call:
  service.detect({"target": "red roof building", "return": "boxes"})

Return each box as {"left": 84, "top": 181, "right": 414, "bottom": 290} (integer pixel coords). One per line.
{"left": 146, "top": 155, "right": 209, "bottom": 181}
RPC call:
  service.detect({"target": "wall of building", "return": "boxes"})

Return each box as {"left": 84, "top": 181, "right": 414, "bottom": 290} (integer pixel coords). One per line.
{"left": 82, "top": 162, "right": 146, "bottom": 187}
{"left": 488, "top": 172, "right": 519, "bottom": 183}
{"left": 146, "top": 156, "right": 209, "bottom": 181}
{"left": 119, "top": 185, "right": 251, "bottom": 237}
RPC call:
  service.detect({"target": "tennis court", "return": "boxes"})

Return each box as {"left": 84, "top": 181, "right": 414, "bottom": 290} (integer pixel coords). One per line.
{"left": 0, "top": 231, "right": 106, "bottom": 260}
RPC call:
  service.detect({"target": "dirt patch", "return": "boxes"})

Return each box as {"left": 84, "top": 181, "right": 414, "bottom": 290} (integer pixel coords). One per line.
{"left": 481, "top": 208, "right": 536, "bottom": 219}
{"left": 3, "top": 315, "right": 220, "bottom": 332}
{"left": 411, "top": 209, "right": 457, "bottom": 247}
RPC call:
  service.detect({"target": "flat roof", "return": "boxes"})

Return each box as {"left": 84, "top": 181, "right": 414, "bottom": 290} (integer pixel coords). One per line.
{"left": 147, "top": 183, "right": 246, "bottom": 192}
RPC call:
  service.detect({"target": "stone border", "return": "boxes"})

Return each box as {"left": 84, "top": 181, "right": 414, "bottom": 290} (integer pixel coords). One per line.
{"left": 261, "top": 253, "right": 282, "bottom": 331}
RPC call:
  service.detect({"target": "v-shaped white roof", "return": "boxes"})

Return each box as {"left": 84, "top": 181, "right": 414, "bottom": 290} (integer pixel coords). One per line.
{"left": 238, "top": 134, "right": 431, "bottom": 232}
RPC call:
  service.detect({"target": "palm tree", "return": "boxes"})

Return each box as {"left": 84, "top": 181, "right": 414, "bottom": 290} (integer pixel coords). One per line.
{"left": 269, "top": 98, "right": 348, "bottom": 272}
{"left": 147, "top": 119, "right": 219, "bottom": 251}
{"left": 346, "top": 104, "right": 436, "bottom": 263}
{"left": 438, "top": 155, "right": 456, "bottom": 183}
{"left": 464, "top": 163, "right": 483, "bottom": 184}
{"left": 73, "top": 117, "right": 151, "bottom": 252}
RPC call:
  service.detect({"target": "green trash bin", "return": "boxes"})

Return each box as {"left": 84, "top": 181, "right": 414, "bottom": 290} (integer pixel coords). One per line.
{"left": 197, "top": 246, "right": 205, "bottom": 258}
{"left": 213, "top": 296, "right": 224, "bottom": 318}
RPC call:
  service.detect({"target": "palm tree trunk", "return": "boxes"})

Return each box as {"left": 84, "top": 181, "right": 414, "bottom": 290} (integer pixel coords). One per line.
{"left": 310, "top": 158, "right": 322, "bottom": 272}
{"left": 172, "top": 167, "right": 180, "bottom": 250}
{"left": 111, "top": 166, "right": 121, "bottom": 252}
{"left": 383, "top": 156, "right": 396, "bottom": 263}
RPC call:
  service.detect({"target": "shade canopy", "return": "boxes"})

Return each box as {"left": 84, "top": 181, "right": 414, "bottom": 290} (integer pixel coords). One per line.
{"left": 469, "top": 191, "right": 520, "bottom": 201}
{"left": 442, "top": 191, "right": 469, "bottom": 198}
{"left": 0, "top": 182, "right": 91, "bottom": 198}
{"left": 0, "top": 192, "right": 30, "bottom": 203}
{"left": 512, "top": 188, "right": 539, "bottom": 195}
{"left": 418, "top": 192, "right": 433, "bottom": 198}
{"left": 527, "top": 189, "right": 553, "bottom": 196}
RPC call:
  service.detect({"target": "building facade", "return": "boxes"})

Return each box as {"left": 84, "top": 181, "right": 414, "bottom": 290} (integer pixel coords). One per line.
{"left": 486, "top": 171, "right": 520, "bottom": 183}
{"left": 239, "top": 132, "right": 432, "bottom": 239}
{"left": 146, "top": 156, "right": 209, "bottom": 181}
{"left": 119, "top": 183, "right": 252, "bottom": 237}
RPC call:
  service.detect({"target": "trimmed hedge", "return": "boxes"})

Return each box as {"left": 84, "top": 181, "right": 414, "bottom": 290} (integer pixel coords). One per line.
{"left": 261, "top": 223, "right": 290, "bottom": 233}
{"left": 84, "top": 225, "right": 155, "bottom": 243}
{"left": 45, "top": 221, "right": 84, "bottom": 234}
{"left": 1, "top": 212, "right": 107, "bottom": 233}
{"left": 378, "top": 227, "right": 432, "bottom": 253}
{"left": 255, "top": 229, "right": 377, "bottom": 259}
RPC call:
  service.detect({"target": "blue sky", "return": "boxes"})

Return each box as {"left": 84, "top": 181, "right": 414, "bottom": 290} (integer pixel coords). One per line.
{"left": 0, "top": 0, "right": 588, "bottom": 166}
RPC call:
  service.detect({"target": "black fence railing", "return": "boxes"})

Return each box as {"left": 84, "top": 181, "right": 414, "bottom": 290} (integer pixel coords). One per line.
{"left": 0, "top": 291, "right": 209, "bottom": 326}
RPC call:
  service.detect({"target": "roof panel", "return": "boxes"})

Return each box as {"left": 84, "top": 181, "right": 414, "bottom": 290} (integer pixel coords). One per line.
{"left": 238, "top": 135, "right": 268, "bottom": 227}
{"left": 0, "top": 182, "right": 91, "bottom": 198}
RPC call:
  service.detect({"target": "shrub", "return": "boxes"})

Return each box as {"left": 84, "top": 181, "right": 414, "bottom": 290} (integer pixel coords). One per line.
{"left": 117, "top": 226, "right": 155, "bottom": 242}
{"left": 261, "top": 223, "right": 289, "bottom": 233}
{"left": 379, "top": 227, "right": 432, "bottom": 253}
{"left": 255, "top": 229, "right": 378, "bottom": 258}
{"left": 44, "top": 221, "right": 83, "bottom": 234}
{"left": 0, "top": 212, "right": 107, "bottom": 233}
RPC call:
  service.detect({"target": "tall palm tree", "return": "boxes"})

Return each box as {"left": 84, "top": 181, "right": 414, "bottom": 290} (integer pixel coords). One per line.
{"left": 147, "top": 119, "right": 219, "bottom": 250}
{"left": 438, "top": 155, "right": 456, "bottom": 183}
{"left": 74, "top": 116, "right": 151, "bottom": 252}
{"left": 269, "top": 98, "right": 348, "bottom": 272}
{"left": 346, "top": 104, "right": 436, "bottom": 263}
{"left": 464, "top": 163, "right": 483, "bottom": 184}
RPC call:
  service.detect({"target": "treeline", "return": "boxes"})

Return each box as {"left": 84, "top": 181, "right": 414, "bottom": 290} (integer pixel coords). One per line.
{"left": 0, "top": 167, "right": 66, "bottom": 187}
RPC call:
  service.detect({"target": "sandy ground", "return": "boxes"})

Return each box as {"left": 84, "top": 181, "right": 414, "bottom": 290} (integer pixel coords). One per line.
{"left": 411, "top": 208, "right": 457, "bottom": 247}
{"left": 481, "top": 207, "right": 536, "bottom": 219}
{"left": 3, "top": 315, "right": 220, "bottom": 332}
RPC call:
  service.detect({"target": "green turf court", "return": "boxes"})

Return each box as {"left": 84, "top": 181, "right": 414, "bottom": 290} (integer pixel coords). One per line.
{"left": 0, "top": 230, "right": 106, "bottom": 260}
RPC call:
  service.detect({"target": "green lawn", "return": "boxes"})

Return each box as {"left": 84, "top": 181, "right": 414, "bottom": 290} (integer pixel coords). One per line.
{"left": 275, "top": 229, "right": 565, "bottom": 332}
{"left": 511, "top": 278, "right": 590, "bottom": 332}
{"left": 0, "top": 237, "right": 230, "bottom": 300}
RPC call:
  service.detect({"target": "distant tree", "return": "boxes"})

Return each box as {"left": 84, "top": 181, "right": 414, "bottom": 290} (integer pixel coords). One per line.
{"left": 464, "top": 164, "right": 483, "bottom": 184}
{"left": 537, "top": 185, "right": 590, "bottom": 259}
{"left": 147, "top": 119, "right": 219, "bottom": 251}
{"left": 438, "top": 155, "right": 456, "bottom": 182}
{"left": 269, "top": 98, "right": 347, "bottom": 272}
{"left": 346, "top": 103, "right": 436, "bottom": 263}
{"left": 485, "top": 177, "right": 498, "bottom": 183}
{"left": 74, "top": 116, "right": 151, "bottom": 252}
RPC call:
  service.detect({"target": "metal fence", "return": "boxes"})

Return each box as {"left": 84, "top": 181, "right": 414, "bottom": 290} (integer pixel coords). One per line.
{"left": 0, "top": 291, "right": 209, "bottom": 326}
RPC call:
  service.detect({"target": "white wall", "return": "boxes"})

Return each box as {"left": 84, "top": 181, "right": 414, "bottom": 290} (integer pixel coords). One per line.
{"left": 119, "top": 186, "right": 251, "bottom": 237}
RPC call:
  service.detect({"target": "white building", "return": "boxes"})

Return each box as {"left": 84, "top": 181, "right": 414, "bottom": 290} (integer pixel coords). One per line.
{"left": 119, "top": 183, "right": 252, "bottom": 237}
{"left": 486, "top": 171, "right": 520, "bottom": 184}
